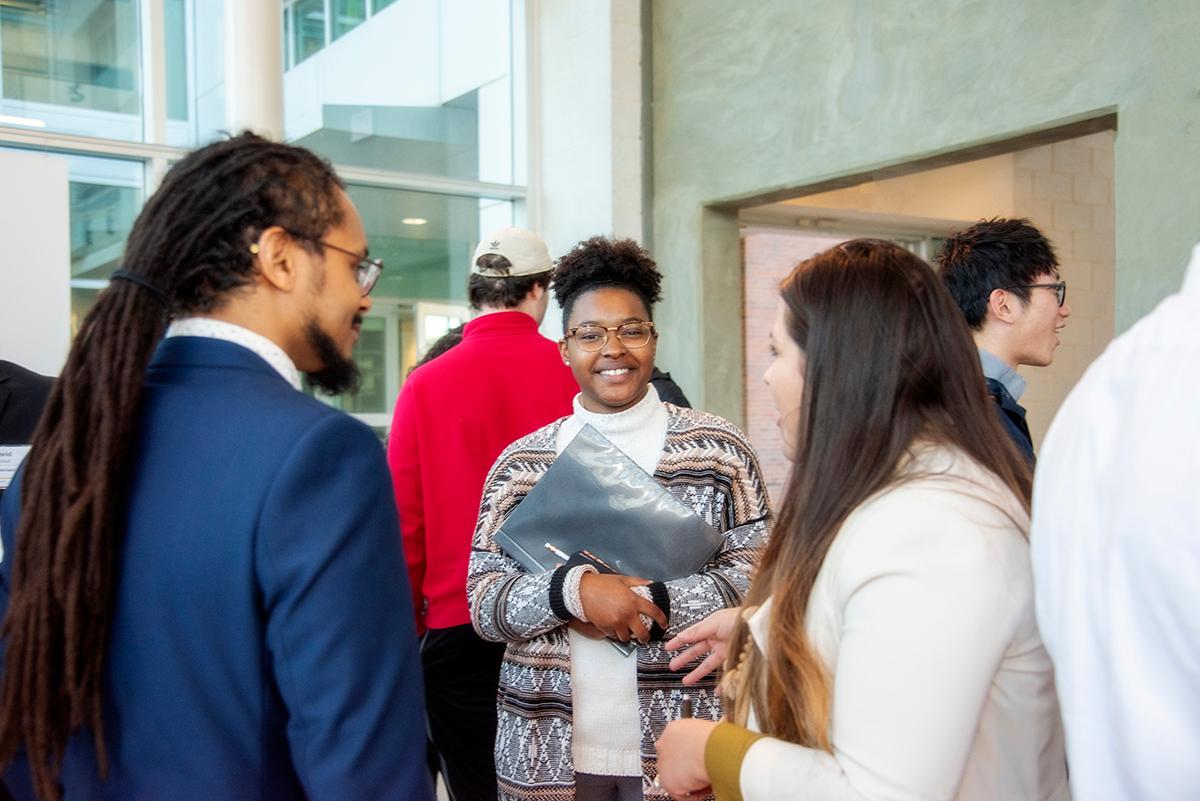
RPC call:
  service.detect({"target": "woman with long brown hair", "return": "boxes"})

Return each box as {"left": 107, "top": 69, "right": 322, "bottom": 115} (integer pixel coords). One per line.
{"left": 655, "top": 239, "right": 1068, "bottom": 800}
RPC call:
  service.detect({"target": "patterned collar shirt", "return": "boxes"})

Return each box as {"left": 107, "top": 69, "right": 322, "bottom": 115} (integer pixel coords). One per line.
{"left": 166, "top": 317, "right": 303, "bottom": 391}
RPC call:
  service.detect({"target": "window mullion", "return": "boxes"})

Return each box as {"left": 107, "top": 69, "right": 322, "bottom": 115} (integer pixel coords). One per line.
{"left": 325, "top": 0, "right": 333, "bottom": 50}
{"left": 140, "top": 0, "right": 168, "bottom": 145}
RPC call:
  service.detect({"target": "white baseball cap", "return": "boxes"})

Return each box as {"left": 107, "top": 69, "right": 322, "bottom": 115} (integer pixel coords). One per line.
{"left": 471, "top": 227, "right": 553, "bottom": 277}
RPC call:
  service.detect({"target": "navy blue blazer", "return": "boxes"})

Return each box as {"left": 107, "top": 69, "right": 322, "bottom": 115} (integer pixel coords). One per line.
{"left": 985, "top": 377, "right": 1036, "bottom": 465}
{"left": 0, "top": 337, "right": 432, "bottom": 801}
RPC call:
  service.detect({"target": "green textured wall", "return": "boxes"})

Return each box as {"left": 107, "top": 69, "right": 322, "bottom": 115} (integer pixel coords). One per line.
{"left": 650, "top": 0, "right": 1200, "bottom": 425}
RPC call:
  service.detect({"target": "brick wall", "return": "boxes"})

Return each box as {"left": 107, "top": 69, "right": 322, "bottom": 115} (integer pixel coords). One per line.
{"left": 1012, "top": 131, "right": 1116, "bottom": 446}
{"left": 741, "top": 231, "right": 845, "bottom": 506}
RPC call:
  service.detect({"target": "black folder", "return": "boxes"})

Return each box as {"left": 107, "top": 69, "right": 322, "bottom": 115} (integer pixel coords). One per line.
{"left": 494, "top": 424, "right": 723, "bottom": 581}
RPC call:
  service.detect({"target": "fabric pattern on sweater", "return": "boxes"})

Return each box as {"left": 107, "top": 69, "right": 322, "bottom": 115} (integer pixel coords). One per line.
{"left": 467, "top": 404, "right": 771, "bottom": 801}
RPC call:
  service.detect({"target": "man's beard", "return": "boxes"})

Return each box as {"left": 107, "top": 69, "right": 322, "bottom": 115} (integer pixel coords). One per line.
{"left": 303, "top": 317, "right": 361, "bottom": 395}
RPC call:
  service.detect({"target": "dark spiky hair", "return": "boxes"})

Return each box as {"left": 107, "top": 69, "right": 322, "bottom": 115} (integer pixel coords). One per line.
{"left": 551, "top": 236, "right": 662, "bottom": 330}
{"left": 936, "top": 217, "right": 1058, "bottom": 330}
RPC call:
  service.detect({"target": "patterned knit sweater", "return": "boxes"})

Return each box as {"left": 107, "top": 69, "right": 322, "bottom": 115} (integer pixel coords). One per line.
{"left": 467, "top": 403, "right": 771, "bottom": 801}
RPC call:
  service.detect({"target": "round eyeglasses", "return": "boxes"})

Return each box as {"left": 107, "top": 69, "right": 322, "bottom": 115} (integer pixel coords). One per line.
{"left": 565, "top": 321, "right": 657, "bottom": 352}
{"left": 311, "top": 239, "right": 384, "bottom": 296}
{"left": 279, "top": 229, "right": 384, "bottom": 296}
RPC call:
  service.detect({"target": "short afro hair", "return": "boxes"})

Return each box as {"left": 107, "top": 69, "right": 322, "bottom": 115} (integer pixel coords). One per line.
{"left": 552, "top": 236, "right": 663, "bottom": 331}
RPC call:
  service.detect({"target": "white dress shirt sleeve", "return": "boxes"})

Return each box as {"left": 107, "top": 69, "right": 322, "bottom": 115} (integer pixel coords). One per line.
{"left": 740, "top": 491, "right": 1023, "bottom": 801}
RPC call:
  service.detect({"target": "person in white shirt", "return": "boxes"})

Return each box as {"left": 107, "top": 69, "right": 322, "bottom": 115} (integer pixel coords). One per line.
{"left": 654, "top": 238, "right": 1069, "bottom": 801}
{"left": 1030, "top": 242, "right": 1200, "bottom": 801}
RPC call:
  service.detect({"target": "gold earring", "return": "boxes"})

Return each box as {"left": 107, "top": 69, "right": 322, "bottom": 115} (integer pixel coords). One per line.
{"left": 249, "top": 243, "right": 260, "bottom": 255}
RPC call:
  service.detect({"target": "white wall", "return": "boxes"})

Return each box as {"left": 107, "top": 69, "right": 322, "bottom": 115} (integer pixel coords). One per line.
{"left": 283, "top": 0, "right": 513, "bottom": 142}
{"left": 534, "top": 0, "right": 642, "bottom": 255}
{"left": 224, "top": 0, "right": 283, "bottom": 138}
{"left": 439, "top": 0, "right": 510, "bottom": 102}
{"left": 284, "top": 2, "right": 438, "bottom": 139}
{"left": 0, "top": 151, "right": 71, "bottom": 376}
{"left": 533, "top": 0, "right": 643, "bottom": 338}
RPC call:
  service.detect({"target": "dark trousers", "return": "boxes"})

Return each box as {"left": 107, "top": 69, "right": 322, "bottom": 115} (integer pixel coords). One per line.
{"left": 574, "top": 773, "right": 643, "bottom": 801}
{"left": 422, "top": 624, "right": 507, "bottom": 801}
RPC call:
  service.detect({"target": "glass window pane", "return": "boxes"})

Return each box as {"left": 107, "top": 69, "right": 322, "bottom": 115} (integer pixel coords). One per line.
{"left": 189, "top": 0, "right": 226, "bottom": 145}
{"left": 422, "top": 314, "right": 462, "bottom": 345}
{"left": 283, "top": 6, "right": 293, "bottom": 68}
{"left": 372, "top": 0, "right": 397, "bottom": 12}
{"left": 347, "top": 185, "right": 515, "bottom": 310}
{"left": 0, "top": 0, "right": 143, "bottom": 141}
{"left": 292, "top": 0, "right": 326, "bottom": 65}
{"left": 64, "top": 154, "right": 143, "bottom": 334}
{"left": 333, "top": 316, "right": 388, "bottom": 413}
{"left": 165, "top": 0, "right": 188, "bottom": 122}
{"left": 306, "top": 185, "right": 511, "bottom": 419}
{"left": 283, "top": 1, "right": 522, "bottom": 183}
{"left": 332, "top": 0, "right": 366, "bottom": 41}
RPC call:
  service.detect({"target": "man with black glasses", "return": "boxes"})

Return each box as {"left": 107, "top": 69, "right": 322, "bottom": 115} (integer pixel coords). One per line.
{"left": 0, "top": 134, "right": 431, "bottom": 800}
{"left": 387, "top": 227, "right": 577, "bottom": 801}
{"left": 937, "top": 217, "right": 1072, "bottom": 463}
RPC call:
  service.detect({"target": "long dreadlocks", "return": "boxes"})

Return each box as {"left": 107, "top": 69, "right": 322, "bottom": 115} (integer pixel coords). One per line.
{"left": 0, "top": 133, "right": 345, "bottom": 801}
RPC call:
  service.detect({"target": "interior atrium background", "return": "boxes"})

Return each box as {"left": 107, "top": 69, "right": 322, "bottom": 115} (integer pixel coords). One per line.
{"left": 4, "top": 0, "right": 1200, "bottom": 439}
{"left": 0, "top": 0, "right": 526, "bottom": 434}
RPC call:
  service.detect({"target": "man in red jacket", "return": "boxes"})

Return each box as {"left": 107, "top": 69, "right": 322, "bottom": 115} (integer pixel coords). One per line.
{"left": 387, "top": 227, "right": 578, "bottom": 801}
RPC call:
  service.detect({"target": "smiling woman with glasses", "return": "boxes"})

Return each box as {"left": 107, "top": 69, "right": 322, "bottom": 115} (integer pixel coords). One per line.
{"left": 467, "top": 236, "right": 770, "bottom": 801}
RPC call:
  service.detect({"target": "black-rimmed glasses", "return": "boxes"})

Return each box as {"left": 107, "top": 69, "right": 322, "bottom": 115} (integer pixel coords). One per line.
{"left": 283, "top": 229, "right": 384, "bottom": 296}
{"left": 1009, "top": 281, "right": 1067, "bottom": 307}
{"left": 565, "top": 321, "right": 657, "bottom": 352}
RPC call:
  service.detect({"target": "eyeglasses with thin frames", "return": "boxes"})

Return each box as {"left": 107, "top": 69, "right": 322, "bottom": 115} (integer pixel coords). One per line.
{"left": 564, "top": 321, "right": 657, "bottom": 352}
{"left": 281, "top": 229, "right": 384, "bottom": 296}
{"left": 1008, "top": 281, "right": 1067, "bottom": 308}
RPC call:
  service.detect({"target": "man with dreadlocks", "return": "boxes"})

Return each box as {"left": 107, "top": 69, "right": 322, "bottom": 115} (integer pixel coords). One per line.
{"left": 0, "top": 133, "right": 432, "bottom": 801}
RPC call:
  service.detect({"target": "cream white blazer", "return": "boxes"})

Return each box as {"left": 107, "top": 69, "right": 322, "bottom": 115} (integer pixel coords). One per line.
{"left": 742, "top": 446, "right": 1069, "bottom": 801}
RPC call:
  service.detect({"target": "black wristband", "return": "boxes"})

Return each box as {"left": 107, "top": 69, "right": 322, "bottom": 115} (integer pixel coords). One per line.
{"left": 647, "top": 581, "right": 671, "bottom": 640}
{"left": 548, "top": 564, "right": 572, "bottom": 622}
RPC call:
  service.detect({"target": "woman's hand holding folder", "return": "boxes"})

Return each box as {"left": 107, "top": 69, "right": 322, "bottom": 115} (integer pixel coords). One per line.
{"left": 580, "top": 573, "right": 668, "bottom": 644}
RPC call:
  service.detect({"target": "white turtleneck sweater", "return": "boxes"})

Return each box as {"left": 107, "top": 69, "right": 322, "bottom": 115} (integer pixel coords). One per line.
{"left": 554, "top": 384, "right": 670, "bottom": 776}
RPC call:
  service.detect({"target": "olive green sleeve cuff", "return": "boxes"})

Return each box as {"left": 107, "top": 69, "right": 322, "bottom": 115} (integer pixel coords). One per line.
{"left": 705, "top": 722, "right": 765, "bottom": 801}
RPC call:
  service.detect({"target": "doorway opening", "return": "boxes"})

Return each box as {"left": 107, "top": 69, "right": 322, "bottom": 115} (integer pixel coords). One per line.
{"left": 739, "top": 131, "right": 1115, "bottom": 502}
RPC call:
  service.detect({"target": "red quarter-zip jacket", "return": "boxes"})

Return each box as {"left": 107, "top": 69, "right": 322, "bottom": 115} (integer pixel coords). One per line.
{"left": 387, "top": 311, "right": 578, "bottom": 634}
